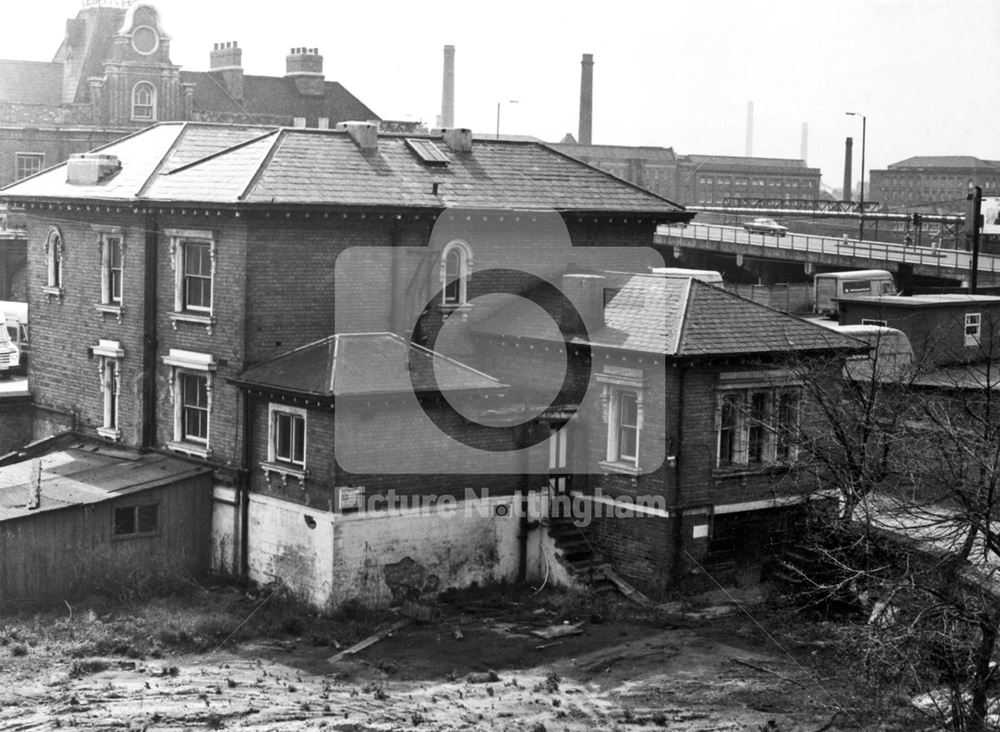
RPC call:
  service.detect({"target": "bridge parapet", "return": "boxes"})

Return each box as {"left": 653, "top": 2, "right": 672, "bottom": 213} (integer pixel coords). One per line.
{"left": 656, "top": 223, "right": 1000, "bottom": 285}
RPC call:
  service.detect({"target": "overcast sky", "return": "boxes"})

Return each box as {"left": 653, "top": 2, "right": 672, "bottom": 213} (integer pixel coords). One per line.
{"left": 6, "top": 1, "right": 999, "bottom": 189}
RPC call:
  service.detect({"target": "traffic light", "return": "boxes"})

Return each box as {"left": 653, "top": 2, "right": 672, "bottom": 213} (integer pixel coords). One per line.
{"left": 911, "top": 213, "right": 922, "bottom": 227}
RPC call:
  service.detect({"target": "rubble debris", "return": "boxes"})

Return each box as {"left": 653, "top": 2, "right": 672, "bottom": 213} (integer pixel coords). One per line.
{"left": 531, "top": 621, "right": 585, "bottom": 640}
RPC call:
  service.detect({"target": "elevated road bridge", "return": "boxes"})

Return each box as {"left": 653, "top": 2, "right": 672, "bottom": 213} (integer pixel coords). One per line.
{"left": 655, "top": 223, "right": 999, "bottom": 286}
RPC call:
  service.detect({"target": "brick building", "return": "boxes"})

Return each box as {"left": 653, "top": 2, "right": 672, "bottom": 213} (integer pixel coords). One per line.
{"left": 474, "top": 273, "right": 861, "bottom": 594}
{"left": 552, "top": 142, "right": 822, "bottom": 206}
{"left": 2, "top": 120, "right": 706, "bottom": 605}
{"left": 0, "top": 1, "right": 378, "bottom": 299}
{"left": 869, "top": 156, "right": 1000, "bottom": 215}
{"left": 0, "top": 1, "right": 377, "bottom": 188}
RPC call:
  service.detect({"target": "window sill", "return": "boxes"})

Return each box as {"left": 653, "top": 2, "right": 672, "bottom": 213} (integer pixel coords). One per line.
{"left": 167, "top": 440, "right": 211, "bottom": 459}
{"left": 713, "top": 463, "right": 795, "bottom": 479}
{"left": 440, "top": 303, "right": 472, "bottom": 321}
{"left": 97, "top": 426, "right": 121, "bottom": 441}
{"left": 169, "top": 311, "right": 215, "bottom": 334}
{"left": 42, "top": 285, "right": 64, "bottom": 300}
{"left": 598, "top": 459, "right": 643, "bottom": 476}
{"left": 95, "top": 303, "right": 124, "bottom": 323}
{"left": 261, "top": 461, "right": 308, "bottom": 488}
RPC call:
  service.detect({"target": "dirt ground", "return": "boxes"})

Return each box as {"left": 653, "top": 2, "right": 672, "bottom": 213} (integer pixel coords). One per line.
{"left": 0, "top": 584, "right": 905, "bottom": 731}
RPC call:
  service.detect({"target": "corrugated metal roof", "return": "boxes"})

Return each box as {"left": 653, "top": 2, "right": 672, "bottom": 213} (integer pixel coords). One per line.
{"left": 235, "top": 332, "right": 503, "bottom": 397}
{"left": 0, "top": 447, "right": 210, "bottom": 522}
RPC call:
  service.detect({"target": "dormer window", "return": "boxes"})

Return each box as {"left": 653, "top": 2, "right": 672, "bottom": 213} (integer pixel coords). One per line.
{"left": 132, "top": 82, "right": 156, "bottom": 121}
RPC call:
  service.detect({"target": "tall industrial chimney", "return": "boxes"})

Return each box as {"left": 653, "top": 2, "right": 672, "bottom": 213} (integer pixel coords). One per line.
{"left": 843, "top": 137, "right": 854, "bottom": 202}
{"left": 800, "top": 122, "right": 808, "bottom": 162}
{"left": 441, "top": 45, "right": 455, "bottom": 128}
{"left": 578, "top": 53, "right": 594, "bottom": 145}
{"left": 745, "top": 101, "right": 754, "bottom": 156}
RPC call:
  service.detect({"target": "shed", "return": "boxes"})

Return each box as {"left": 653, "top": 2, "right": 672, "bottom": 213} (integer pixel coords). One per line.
{"left": 0, "top": 444, "right": 212, "bottom": 606}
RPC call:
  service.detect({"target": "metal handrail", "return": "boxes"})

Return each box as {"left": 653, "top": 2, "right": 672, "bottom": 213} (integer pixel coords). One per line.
{"left": 657, "top": 223, "right": 999, "bottom": 276}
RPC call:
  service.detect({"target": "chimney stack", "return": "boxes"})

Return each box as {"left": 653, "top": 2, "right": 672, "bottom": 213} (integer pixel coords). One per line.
{"left": 210, "top": 41, "right": 243, "bottom": 100}
{"left": 441, "top": 45, "right": 455, "bottom": 128}
{"left": 442, "top": 127, "right": 472, "bottom": 153}
{"left": 578, "top": 53, "right": 594, "bottom": 146}
{"left": 800, "top": 122, "right": 808, "bottom": 162}
{"left": 286, "top": 47, "right": 325, "bottom": 96}
{"left": 336, "top": 121, "right": 379, "bottom": 153}
{"left": 843, "top": 137, "right": 854, "bottom": 202}
{"left": 745, "top": 101, "right": 754, "bottom": 157}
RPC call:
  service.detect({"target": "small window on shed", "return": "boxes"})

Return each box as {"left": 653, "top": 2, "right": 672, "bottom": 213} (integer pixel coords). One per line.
{"left": 113, "top": 504, "right": 159, "bottom": 537}
{"left": 965, "top": 313, "right": 982, "bottom": 347}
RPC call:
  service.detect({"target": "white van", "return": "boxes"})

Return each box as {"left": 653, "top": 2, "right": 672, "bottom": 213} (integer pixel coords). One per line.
{"left": 813, "top": 270, "right": 895, "bottom": 316}
{"left": 0, "top": 301, "right": 27, "bottom": 375}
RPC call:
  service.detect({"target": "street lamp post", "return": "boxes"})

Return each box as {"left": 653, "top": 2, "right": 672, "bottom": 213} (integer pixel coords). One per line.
{"left": 496, "top": 100, "right": 518, "bottom": 140}
{"left": 846, "top": 112, "right": 866, "bottom": 241}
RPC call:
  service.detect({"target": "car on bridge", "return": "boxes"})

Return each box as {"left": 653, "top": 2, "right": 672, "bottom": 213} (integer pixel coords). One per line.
{"left": 742, "top": 217, "right": 788, "bottom": 237}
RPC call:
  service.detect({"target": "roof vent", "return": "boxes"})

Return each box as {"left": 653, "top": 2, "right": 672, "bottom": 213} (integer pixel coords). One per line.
{"left": 67, "top": 153, "right": 121, "bottom": 185}
{"left": 441, "top": 128, "right": 472, "bottom": 154}
{"left": 335, "top": 121, "right": 378, "bottom": 153}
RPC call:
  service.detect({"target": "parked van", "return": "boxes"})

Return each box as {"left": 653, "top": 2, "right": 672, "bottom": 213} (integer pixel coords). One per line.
{"left": 0, "top": 301, "right": 27, "bottom": 375}
{"left": 650, "top": 267, "right": 724, "bottom": 284}
{"left": 813, "top": 270, "right": 895, "bottom": 316}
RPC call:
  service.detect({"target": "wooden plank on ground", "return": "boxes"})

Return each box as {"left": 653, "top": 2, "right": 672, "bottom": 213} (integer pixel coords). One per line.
{"left": 326, "top": 619, "right": 409, "bottom": 664}
{"left": 604, "top": 569, "right": 653, "bottom": 606}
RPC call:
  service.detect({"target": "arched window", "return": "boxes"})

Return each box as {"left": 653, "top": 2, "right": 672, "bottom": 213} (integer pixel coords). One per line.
{"left": 45, "top": 227, "right": 63, "bottom": 290}
{"left": 132, "top": 82, "right": 156, "bottom": 121}
{"left": 440, "top": 240, "right": 471, "bottom": 306}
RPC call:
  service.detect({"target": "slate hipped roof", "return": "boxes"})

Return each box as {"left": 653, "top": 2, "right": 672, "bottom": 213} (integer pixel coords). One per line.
{"left": 888, "top": 156, "right": 1000, "bottom": 170}
{"left": 474, "top": 274, "right": 865, "bottom": 357}
{"left": 1, "top": 122, "right": 690, "bottom": 216}
{"left": 179, "top": 71, "right": 377, "bottom": 124}
{"left": 233, "top": 333, "right": 503, "bottom": 398}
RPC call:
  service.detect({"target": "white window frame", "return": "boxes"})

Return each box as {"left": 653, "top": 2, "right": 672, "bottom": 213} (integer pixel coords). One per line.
{"left": 167, "top": 229, "right": 216, "bottom": 332}
{"left": 163, "top": 349, "right": 216, "bottom": 457}
{"left": 597, "top": 367, "right": 645, "bottom": 475}
{"left": 262, "top": 403, "right": 308, "bottom": 488}
{"left": 440, "top": 240, "right": 472, "bottom": 308}
{"left": 93, "top": 225, "right": 125, "bottom": 317}
{"left": 14, "top": 152, "right": 44, "bottom": 181}
{"left": 43, "top": 227, "right": 64, "bottom": 296}
{"left": 965, "top": 312, "right": 982, "bottom": 347}
{"left": 131, "top": 81, "right": 156, "bottom": 121}
{"left": 715, "top": 372, "right": 801, "bottom": 469}
{"left": 94, "top": 340, "right": 124, "bottom": 440}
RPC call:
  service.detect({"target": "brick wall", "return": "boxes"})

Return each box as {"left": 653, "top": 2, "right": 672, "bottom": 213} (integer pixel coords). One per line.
{"left": 24, "top": 211, "right": 149, "bottom": 444}
{"left": 0, "top": 395, "right": 32, "bottom": 453}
